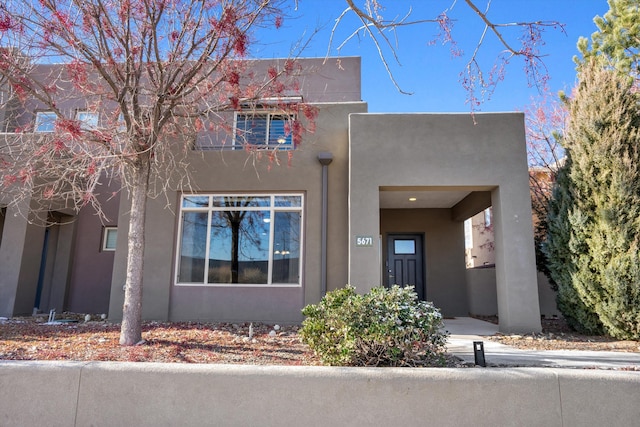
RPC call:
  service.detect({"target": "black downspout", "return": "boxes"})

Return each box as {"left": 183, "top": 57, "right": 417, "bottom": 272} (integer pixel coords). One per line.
{"left": 318, "top": 152, "right": 333, "bottom": 297}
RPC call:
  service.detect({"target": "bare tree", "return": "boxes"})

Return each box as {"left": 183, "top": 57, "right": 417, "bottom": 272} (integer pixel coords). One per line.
{"left": 523, "top": 94, "right": 567, "bottom": 274}
{"left": 0, "top": 0, "right": 313, "bottom": 345}
{"left": 332, "top": 0, "right": 564, "bottom": 106}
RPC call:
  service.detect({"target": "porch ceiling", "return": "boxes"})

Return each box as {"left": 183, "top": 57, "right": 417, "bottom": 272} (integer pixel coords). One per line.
{"left": 379, "top": 189, "right": 472, "bottom": 209}
{"left": 378, "top": 185, "right": 497, "bottom": 209}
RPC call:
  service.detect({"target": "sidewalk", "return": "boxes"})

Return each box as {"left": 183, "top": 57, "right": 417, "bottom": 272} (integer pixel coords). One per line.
{"left": 444, "top": 317, "right": 640, "bottom": 369}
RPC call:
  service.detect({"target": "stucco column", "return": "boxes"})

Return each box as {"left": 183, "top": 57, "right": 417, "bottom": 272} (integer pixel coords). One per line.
{"left": 492, "top": 186, "right": 541, "bottom": 333}
{"left": 0, "top": 201, "right": 46, "bottom": 317}
{"left": 347, "top": 185, "right": 380, "bottom": 293}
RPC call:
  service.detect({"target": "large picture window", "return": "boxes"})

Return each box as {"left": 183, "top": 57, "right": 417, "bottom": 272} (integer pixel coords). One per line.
{"left": 176, "top": 194, "right": 303, "bottom": 286}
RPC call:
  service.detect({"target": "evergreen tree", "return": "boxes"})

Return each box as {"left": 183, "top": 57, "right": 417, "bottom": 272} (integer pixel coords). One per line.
{"left": 545, "top": 61, "right": 640, "bottom": 339}
{"left": 544, "top": 157, "right": 604, "bottom": 334}
{"left": 577, "top": 0, "right": 640, "bottom": 76}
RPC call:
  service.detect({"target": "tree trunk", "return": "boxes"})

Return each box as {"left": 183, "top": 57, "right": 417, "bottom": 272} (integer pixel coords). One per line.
{"left": 231, "top": 218, "right": 240, "bottom": 283}
{"left": 119, "top": 161, "right": 150, "bottom": 346}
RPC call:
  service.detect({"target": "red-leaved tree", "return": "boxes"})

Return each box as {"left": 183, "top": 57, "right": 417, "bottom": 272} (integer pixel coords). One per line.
{"left": 0, "top": 0, "right": 314, "bottom": 345}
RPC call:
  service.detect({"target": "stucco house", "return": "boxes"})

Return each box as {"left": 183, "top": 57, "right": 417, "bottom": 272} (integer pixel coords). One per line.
{"left": 0, "top": 56, "right": 542, "bottom": 333}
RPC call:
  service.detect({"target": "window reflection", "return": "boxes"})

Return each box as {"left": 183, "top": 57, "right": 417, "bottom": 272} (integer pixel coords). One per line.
{"left": 178, "top": 212, "right": 208, "bottom": 282}
{"left": 272, "top": 212, "right": 301, "bottom": 283}
{"left": 177, "top": 194, "right": 302, "bottom": 285}
{"left": 209, "top": 210, "right": 270, "bottom": 284}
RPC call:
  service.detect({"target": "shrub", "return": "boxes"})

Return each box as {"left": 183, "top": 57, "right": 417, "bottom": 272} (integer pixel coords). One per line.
{"left": 300, "top": 285, "right": 448, "bottom": 367}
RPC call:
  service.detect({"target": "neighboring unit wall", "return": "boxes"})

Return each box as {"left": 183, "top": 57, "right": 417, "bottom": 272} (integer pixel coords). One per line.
{"left": 0, "top": 186, "right": 117, "bottom": 317}
{"left": 0, "top": 200, "right": 46, "bottom": 316}
{"left": 65, "top": 179, "right": 120, "bottom": 314}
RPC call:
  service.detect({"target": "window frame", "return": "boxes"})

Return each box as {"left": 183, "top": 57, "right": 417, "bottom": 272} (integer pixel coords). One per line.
{"left": 76, "top": 111, "right": 99, "bottom": 130}
{"left": 233, "top": 111, "right": 295, "bottom": 150}
{"left": 174, "top": 193, "right": 304, "bottom": 287}
{"left": 102, "top": 227, "right": 118, "bottom": 251}
{"left": 484, "top": 207, "right": 492, "bottom": 228}
{"left": 34, "top": 111, "right": 57, "bottom": 133}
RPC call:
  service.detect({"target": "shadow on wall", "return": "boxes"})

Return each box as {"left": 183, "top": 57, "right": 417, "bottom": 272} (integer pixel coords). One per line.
{"left": 466, "top": 267, "right": 560, "bottom": 318}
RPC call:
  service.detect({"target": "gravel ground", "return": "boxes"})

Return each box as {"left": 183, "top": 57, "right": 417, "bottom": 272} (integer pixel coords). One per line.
{"left": 484, "top": 316, "right": 640, "bottom": 352}
{"left": 0, "top": 315, "right": 321, "bottom": 365}
{"left": 1, "top": 314, "right": 637, "bottom": 366}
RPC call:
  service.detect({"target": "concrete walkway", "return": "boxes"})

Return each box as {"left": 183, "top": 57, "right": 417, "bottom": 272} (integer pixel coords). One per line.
{"left": 444, "top": 317, "right": 640, "bottom": 369}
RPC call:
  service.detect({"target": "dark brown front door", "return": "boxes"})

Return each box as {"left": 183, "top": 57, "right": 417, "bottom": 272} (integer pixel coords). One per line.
{"left": 386, "top": 234, "right": 425, "bottom": 300}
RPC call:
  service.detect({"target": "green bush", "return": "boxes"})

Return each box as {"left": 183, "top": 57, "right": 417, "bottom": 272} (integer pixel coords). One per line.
{"left": 300, "top": 285, "right": 448, "bottom": 367}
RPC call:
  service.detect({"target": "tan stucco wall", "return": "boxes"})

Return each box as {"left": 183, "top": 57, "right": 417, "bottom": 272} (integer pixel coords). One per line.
{"left": 109, "top": 101, "right": 367, "bottom": 322}
{"left": 465, "top": 267, "right": 499, "bottom": 316}
{"left": 466, "top": 268, "right": 561, "bottom": 318}
{"left": 0, "top": 184, "right": 118, "bottom": 317}
{"left": 65, "top": 180, "right": 120, "bottom": 314}
{"left": 349, "top": 113, "right": 541, "bottom": 333}
{"left": 380, "top": 208, "right": 468, "bottom": 316}
{"left": 108, "top": 57, "right": 365, "bottom": 323}
{"left": 0, "top": 200, "right": 46, "bottom": 316}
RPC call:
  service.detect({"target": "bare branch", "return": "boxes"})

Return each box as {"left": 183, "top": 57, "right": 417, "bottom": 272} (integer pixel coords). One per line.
{"left": 332, "top": 0, "right": 565, "bottom": 108}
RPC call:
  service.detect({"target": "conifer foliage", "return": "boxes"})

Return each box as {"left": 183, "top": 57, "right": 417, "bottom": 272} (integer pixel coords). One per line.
{"left": 544, "top": 61, "right": 640, "bottom": 339}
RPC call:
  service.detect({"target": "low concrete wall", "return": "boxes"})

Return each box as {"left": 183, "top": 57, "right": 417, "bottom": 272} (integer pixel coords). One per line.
{"left": 1, "top": 361, "right": 639, "bottom": 427}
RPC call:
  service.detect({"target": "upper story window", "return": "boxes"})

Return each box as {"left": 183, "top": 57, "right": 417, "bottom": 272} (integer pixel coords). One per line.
{"left": 234, "top": 112, "right": 294, "bottom": 149}
{"left": 76, "top": 111, "right": 99, "bottom": 130}
{"left": 35, "top": 111, "right": 57, "bottom": 132}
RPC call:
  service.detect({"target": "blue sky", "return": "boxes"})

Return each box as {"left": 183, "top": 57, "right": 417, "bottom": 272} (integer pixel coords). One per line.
{"left": 254, "top": 0, "right": 610, "bottom": 113}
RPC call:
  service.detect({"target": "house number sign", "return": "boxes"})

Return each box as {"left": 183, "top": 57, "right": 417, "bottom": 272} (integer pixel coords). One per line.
{"left": 355, "top": 236, "right": 374, "bottom": 247}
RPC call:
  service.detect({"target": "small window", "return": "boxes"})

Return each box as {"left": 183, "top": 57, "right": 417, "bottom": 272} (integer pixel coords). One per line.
{"left": 464, "top": 218, "right": 473, "bottom": 249}
{"left": 394, "top": 240, "right": 415, "bottom": 255}
{"left": 234, "top": 112, "right": 294, "bottom": 149}
{"left": 76, "top": 111, "right": 99, "bottom": 130}
{"left": 484, "top": 208, "right": 492, "bottom": 227}
{"left": 35, "top": 111, "right": 57, "bottom": 132}
{"left": 102, "top": 227, "right": 117, "bottom": 251}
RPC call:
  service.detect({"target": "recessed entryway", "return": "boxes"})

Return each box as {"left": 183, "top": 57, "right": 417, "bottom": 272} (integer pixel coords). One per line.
{"left": 386, "top": 234, "right": 425, "bottom": 300}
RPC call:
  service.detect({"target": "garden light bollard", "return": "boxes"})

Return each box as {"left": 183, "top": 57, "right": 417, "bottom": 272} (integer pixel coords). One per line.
{"left": 473, "top": 341, "right": 486, "bottom": 367}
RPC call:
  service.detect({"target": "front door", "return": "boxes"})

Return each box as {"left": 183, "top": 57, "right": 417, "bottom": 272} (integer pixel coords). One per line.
{"left": 386, "top": 234, "right": 425, "bottom": 300}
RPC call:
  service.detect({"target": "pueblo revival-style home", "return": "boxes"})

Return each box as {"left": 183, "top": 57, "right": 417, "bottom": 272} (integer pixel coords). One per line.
{"left": 0, "top": 57, "right": 545, "bottom": 333}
